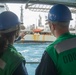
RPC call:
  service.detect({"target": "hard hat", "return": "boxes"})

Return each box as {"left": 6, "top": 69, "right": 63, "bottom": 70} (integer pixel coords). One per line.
{"left": 0, "top": 11, "right": 20, "bottom": 33}
{"left": 48, "top": 4, "right": 72, "bottom": 22}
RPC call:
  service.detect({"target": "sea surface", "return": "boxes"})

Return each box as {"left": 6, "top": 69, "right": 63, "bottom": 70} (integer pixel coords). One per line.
{"left": 14, "top": 42, "right": 51, "bottom": 75}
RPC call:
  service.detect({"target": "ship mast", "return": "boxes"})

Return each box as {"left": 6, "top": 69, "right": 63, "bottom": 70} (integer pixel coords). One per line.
{"left": 20, "top": 5, "right": 25, "bottom": 30}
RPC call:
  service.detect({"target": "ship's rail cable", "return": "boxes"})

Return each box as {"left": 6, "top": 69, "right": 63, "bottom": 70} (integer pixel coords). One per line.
{"left": 26, "top": 62, "right": 39, "bottom": 64}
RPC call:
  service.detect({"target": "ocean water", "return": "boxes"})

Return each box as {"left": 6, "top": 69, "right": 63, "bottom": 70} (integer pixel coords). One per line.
{"left": 14, "top": 42, "right": 50, "bottom": 75}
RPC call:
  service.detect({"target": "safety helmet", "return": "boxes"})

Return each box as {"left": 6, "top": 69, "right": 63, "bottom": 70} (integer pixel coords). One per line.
{"left": 48, "top": 4, "right": 72, "bottom": 22}
{"left": 0, "top": 11, "right": 20, "bottom": 33}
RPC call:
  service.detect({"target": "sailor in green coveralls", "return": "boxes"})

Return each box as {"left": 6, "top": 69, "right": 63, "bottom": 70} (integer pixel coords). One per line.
{"left": 0, "top": 11, "right": 28, "bottom": 75}
{"left": 35, "top": 4, "right": 76, "bottom": 75}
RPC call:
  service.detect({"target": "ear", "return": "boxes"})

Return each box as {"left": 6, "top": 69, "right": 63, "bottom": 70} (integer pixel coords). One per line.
{"left": 51, "top": 23, "right": 56, "bottom": 30}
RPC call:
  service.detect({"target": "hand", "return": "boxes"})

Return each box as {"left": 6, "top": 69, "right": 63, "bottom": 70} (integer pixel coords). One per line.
{"left": 20, "top": 32, "right": 26, "bottom": 38}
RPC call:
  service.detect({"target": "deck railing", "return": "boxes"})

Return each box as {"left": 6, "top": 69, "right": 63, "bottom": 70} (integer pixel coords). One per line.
{"left": 26, "top": 62, "right": 39, "bottom": 64}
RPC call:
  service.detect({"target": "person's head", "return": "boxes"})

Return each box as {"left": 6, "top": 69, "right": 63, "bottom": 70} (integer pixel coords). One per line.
{"left": 48, "top": 4, "right": 72, "bottom": 37}
{"left": 0, "top": 11, "right": 20, "bottom": 53}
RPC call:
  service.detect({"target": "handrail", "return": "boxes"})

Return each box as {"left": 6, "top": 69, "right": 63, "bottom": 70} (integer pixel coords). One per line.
{"left": 26, "top": 62, "right": 39, "bottom": 64}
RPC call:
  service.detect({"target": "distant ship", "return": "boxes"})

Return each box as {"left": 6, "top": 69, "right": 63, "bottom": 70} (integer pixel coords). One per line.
{"left": 19, "top": 27, "right": 76, "bottom": 43}
{"left": 22, "top": 34, "right": 56, "bottom": 43}
{"left": 18, "top": 29, "right": 56, "bottom": 43}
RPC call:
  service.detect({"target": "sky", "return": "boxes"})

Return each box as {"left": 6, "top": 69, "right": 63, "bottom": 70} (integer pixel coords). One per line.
{"left": 7, "top": 3, "right": 76, "bottom": 28}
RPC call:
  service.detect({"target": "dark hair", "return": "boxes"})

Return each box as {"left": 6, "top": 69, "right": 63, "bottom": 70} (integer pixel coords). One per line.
{"left": 0, "top": 30, "right": 17, "bottom": 56}
{"left": 0, "top": 36, "right": 7, "bottom": 57}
